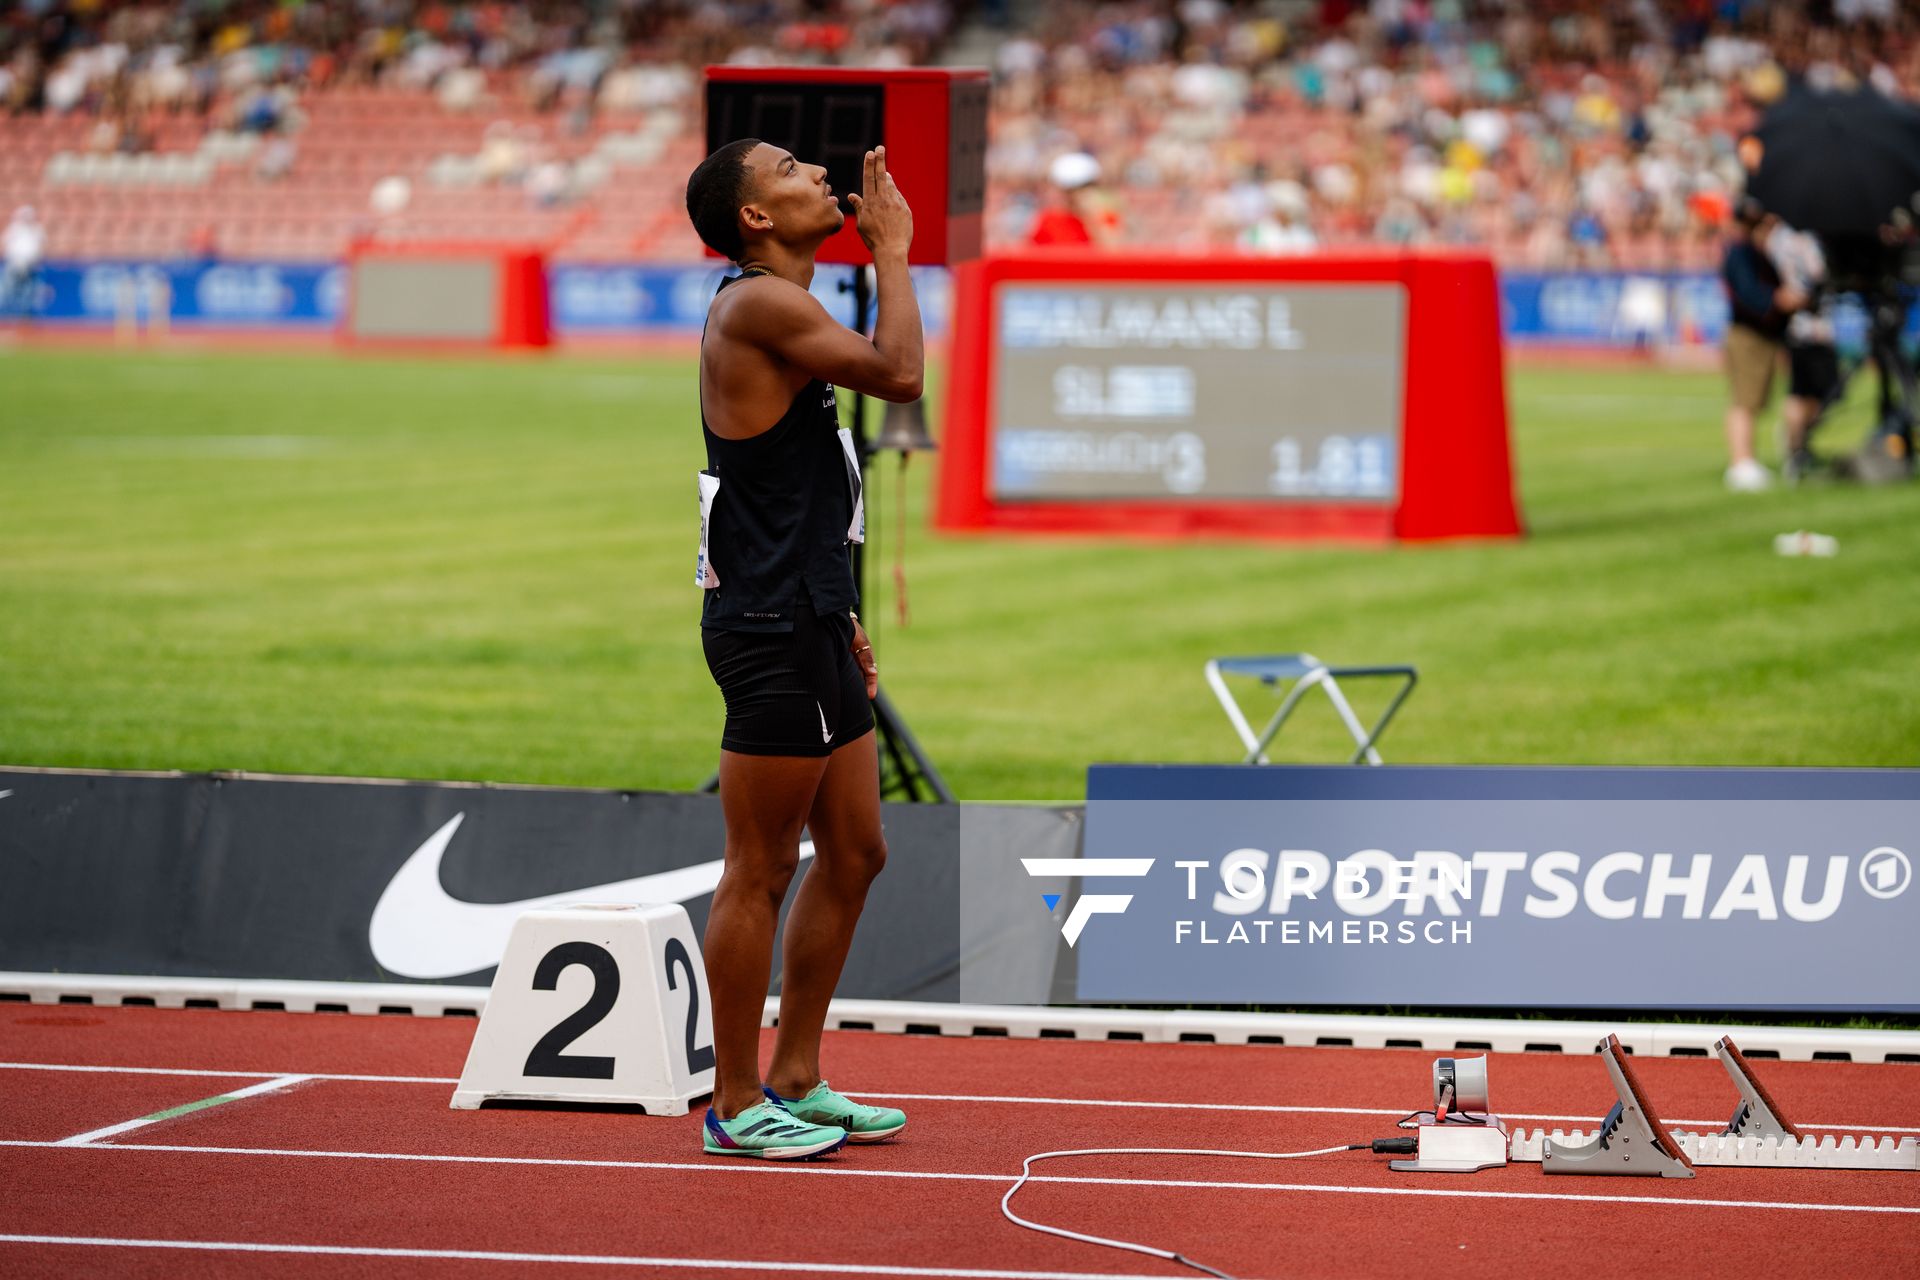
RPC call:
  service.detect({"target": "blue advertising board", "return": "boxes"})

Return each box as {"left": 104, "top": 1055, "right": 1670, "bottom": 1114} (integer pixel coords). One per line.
{"left": 23, "top": 260, "right": 348, "bottom": 328}
{"left": 1498, "top": 271, "right": 1918, "bottom": 350}
{"left": 16, "top": 259, "right": 951, "bottom": 338}
{"left": 1061, "top": 765, "right": 1920, "bottom": 1010}
{"left": 13, "top": 258, "right": 1909, "bottom": 351}
{"left": 1499, "top": 272, "right": 1730, "bottom": 346}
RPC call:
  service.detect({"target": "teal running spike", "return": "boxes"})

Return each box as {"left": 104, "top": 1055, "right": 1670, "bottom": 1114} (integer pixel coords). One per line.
{"left": 765, "top": 1081, "right": 906, "bottom": 1143}
{"left": 702, "top": 1099, "right": 848, "bottom": 1160}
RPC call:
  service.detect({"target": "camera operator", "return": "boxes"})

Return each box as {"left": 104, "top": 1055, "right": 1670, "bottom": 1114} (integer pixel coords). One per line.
{"left": 1766, "top": 218, "right": 1838, "bottom": 483}
{"left": 1720, "top": 197, "right": 1809, "bottom": 491}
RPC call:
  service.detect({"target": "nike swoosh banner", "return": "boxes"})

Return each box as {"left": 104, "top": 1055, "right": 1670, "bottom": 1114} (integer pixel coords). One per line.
{"left": 0, "top": 768, "right": 982, "bottom": 999}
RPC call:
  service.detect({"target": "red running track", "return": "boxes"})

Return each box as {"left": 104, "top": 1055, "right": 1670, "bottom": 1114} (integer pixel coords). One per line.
{"left": 1, "top": 1003, "right": 1917, "bottom": 1279}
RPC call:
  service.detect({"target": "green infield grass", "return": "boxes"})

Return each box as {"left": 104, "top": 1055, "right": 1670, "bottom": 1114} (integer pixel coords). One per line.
{"left": 2, "top": 344, "right": 1916, "bottom": 800}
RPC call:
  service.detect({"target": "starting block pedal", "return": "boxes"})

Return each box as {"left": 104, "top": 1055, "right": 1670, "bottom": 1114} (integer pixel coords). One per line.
{"left": 1524, "top": 1035, "right": 1695, "bottom": 1178}
{"left": 451, "top": 903, "right": 716, "bottom": 1115}
{"left": 1714, "top": 1035, "right": 1799, "bottom": 1140}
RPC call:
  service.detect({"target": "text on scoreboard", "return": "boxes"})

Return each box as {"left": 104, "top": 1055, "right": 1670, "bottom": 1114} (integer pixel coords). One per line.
{"left": 990, "top": 282, "right": 1406, "bottom": 503}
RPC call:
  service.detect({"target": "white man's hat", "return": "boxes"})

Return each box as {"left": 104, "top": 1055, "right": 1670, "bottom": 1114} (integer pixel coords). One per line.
{"left": 1049, "top": 152, "right": 1100, "bottom": 191}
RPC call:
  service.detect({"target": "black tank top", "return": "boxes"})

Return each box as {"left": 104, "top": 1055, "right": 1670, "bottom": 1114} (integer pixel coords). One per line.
{"left": 699, "top": 269, "right": 861, "bottom": 633}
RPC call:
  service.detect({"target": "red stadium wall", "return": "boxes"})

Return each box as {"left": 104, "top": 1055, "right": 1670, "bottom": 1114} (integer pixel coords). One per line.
{"left": 936, "top": 250, "right": 1522, "bottom": 543}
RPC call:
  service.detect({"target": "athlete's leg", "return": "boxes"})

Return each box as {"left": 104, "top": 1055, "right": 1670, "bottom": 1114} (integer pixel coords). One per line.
{"left": 705, "top": 748, "right": 829, "bottom": 1118}
{"left": 1724, "top": 403, "right": 1757, "bottom": 465}
{"left": 766, "top": 726, "right": 885, "bottom": 1098}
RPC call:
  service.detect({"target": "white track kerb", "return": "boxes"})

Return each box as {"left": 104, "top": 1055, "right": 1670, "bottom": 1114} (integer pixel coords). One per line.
{"left": 4, "top": 971, "right": 1920, "bottom": 1063}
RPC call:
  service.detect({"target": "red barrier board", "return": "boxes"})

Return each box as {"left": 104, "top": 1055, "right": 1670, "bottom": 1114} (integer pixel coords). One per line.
{"left": 935, "top": 251, "right": 1521, "bottom": 542}
{"left": 341, "top": 243, "right": 551, "bottom": 350}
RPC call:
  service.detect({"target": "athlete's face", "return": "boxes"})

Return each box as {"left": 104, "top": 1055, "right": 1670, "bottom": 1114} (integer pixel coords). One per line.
{"left": 741, "top": 145, "right": 843, "bottom": 246}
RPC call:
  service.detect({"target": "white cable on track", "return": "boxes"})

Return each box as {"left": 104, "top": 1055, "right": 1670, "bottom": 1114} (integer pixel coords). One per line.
{"left": 1001, "top": 1144, "right": 1362, "bottom": 1280}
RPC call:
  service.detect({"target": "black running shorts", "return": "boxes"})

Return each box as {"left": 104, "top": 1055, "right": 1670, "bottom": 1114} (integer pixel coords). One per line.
{"left": 1787, "top": 342, "right": 1838, "bottom": 401}
{"left": 702, "top": 601, "right": 875, "bottom": 758}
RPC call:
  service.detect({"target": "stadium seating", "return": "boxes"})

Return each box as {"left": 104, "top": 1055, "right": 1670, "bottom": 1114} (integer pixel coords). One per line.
{"left": 0, "top": 2, "right": 1908, "bottom": 267}
{"left": 0, "top": 87, "right": 706, "bottom": 263}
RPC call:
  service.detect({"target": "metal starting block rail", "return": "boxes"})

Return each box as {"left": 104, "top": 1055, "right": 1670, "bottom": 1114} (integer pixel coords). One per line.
{"left": 1504, "top": 1034, "right": 1917, "bottom": 1175}
{"left": 1510, "top": 1128, "right": 1920, "bottom": 1171}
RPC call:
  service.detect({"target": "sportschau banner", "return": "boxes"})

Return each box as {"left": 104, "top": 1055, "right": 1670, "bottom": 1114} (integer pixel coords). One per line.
{"left": 1066, "top": 765, "right": 1920, "bottom": 1010}
{"left": 0, "top": 767, "right": 1003, "bottom": 999}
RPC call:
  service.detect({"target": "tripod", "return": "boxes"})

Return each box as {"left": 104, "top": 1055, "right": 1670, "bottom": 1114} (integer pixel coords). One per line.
{"left": 842, "top": 264, "right": 954, "bottom": 802}
{"left": 1800, "top": 286, "right": 1917, "bottom": 482}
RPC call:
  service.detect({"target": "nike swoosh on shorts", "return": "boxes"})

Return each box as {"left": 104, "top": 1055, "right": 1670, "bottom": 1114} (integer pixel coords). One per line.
{"left": 368, "top": 813, "right": 816, "bottom": 980}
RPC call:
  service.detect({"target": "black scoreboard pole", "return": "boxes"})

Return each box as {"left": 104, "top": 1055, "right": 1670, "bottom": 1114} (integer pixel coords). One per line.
{"left": 842, "top": 266, "right": 954, "bottom": 803}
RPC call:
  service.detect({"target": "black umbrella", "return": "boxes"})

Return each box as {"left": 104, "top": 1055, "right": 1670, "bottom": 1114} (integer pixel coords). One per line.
{"left": 1745, "top": 85, "right": 1920, "bottom": 235}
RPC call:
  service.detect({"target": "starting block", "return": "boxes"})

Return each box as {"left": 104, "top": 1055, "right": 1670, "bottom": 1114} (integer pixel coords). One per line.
{"left": 451, "top": 903, "right": 716, "bottom": 1115}
{"left": 1508, "top": 1034, "right": 1919, "bottom": 1174}
{"left": 1525, "top": 1035, "right": 1695, "bottom": 1178}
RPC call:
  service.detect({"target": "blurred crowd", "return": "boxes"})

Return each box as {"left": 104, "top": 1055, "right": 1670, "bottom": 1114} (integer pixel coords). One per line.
{"left": 992, "top": 0, "right": 1917, "bottom": 268}
{"left": 2, "top": 0, "right": 1915, "bottom": 270}
{"left": 0, "top": 1, "right": 954, "bottom": 131}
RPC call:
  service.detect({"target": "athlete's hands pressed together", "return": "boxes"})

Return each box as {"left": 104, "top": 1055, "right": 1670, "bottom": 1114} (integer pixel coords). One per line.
{"left": 845, "top": 146, "right": 912, "bottom": 258}
{"left": 700, "top": 144, "right": 923, "bottom": 412}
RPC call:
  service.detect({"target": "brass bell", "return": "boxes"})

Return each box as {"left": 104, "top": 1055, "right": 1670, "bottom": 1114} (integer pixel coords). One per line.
{"left": 873, "top": 396, "right": 937, "bottom": 453}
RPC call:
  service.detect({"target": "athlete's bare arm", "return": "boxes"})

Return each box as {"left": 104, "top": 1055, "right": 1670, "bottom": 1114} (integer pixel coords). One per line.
{"left": 724, "top": 147, "right": 923, "bottom": 406}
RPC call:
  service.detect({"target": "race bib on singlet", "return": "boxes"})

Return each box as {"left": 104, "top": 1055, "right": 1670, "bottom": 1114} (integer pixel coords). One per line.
{"left": 837, "top": 427, "right": 865, "bottom": 545}
{"left": 695, "top": 469, "right": 721, "bottom": 588}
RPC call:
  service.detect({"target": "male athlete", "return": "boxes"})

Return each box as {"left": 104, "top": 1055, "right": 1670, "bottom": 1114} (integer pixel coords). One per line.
{"left": 683, "top": 139, "right": 921, "bottom": 1159}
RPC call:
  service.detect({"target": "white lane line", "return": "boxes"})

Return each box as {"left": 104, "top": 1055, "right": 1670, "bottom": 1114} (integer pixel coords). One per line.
{"left": 0, "top": 1235, "right": 1174, "bottom": 1279}
{"left": 0, "top": 1061, "right": 454, "bottom": 1084}
{"left": 3, "top": 1062, "right": 1916, "bottom": 1134}
{"left": 859, "top": 1091, "right": 1920, "bottom": 1136}
{"left": 54, "top": 1075, "right": 311, "bottom": 1146}
{"left": 2, "top": 1140, "right": 1916, "bottom": 1215}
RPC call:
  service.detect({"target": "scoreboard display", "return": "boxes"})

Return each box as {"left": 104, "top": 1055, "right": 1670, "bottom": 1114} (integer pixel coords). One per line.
{"left": 704, "top": 67, "right": 988, "bottom": 267}
{"left": 937, "top": 251, "right": 1521, "bottom": 543}
{"left": 990, "top": 283, "right": 1405, "bottom": 503}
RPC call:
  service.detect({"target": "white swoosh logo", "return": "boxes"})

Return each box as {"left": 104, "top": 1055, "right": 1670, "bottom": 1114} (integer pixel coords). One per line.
{"left": 368, "top": 813, "right": 814, "bottom": 980}
{"left": 0, "top": 790, "right": 12, "bottom": 800}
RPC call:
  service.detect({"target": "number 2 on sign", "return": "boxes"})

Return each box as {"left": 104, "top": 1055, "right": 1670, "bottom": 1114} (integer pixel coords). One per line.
{"left": 664, "top": 936, "right": 717, "bottom": 1075}
{"left": 520, "top": 937, "right": 716, "bottom": 1082}
{"left": 523, "top": 941, "right": 620, "bottom": 1080}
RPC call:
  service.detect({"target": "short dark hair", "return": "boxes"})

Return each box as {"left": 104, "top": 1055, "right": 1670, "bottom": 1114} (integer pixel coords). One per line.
{"left": 1733, "top": 195, "right": 1768, "bottom": 230}
{"left": 686, "top": 138, "right": 763, "bottom": 262}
